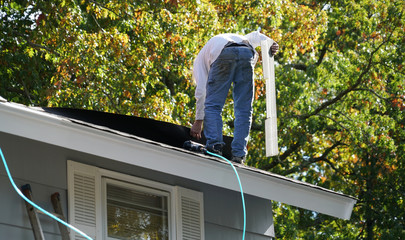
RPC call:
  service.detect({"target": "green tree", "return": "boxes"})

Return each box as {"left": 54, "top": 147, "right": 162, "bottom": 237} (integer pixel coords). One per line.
{"left": 1, "top": 0, "right": 404, "bottom": 239}
{"left": 254, "top": 1, "right": 404, "bottom": 239}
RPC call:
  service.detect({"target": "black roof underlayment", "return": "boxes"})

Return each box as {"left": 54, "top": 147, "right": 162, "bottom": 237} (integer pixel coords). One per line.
{"left": 43, "top": 108, "right": 234, "bottom": 159}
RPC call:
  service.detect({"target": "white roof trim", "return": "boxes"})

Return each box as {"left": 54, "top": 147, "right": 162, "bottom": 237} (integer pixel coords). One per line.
{"left": 0, "top": 102, "right": 356, "bottom": 219}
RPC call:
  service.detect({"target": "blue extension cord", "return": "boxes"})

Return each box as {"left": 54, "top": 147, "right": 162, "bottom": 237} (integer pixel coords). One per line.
{"left": 0, "top": 148, "right": 93, "bottom": 240}
{"left": 206, "top": 150, "right": 246, "bottom": 240}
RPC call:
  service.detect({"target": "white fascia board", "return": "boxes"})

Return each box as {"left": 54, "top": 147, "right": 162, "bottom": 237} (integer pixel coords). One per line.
{"left": 0, "top": 102, "right": 356, "bottom": 219}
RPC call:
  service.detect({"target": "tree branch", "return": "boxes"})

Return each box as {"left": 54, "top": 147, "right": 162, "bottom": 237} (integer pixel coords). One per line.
{"left": 377, "top": 60, "right": 405, "bottom": 76}
{"left": 315, "top": 113, "right": 355, "bottom": 140}
{"left": 286, "top": 40, "right": 331, "bottom": 71}
{"left": 261, "top": 141, "right": 301, "bottom": 171}
{"left": 88, "top": 0, "right": 126, "bottom": 19}
{"left": 20, "top": 79, "right": 34, "bottom": 105}
{"left": 12, "top": 31, "right": 60, "bottom": 57}
{"left": 282, "top": 141, "right": 342, "bottom": 175}
{"left": 296, "top": 33, "right": 393, "bottom": 120}
{"left": 89, "top": 0, "right": 156, "bottom": 19}
{"left": 6, "top": 86, "right": 34, "bottom": 100}
{"left": 101, "top": 88, "right": 121, "bottom": 114}
{"left": 91, "top": 12, "right": 106, "bottom": 33}
{"left": 316, "top": 40, "right": 331, "bottom": 66}
{"left": 288, "top": 63, "right": 307, "bottom": 71}
{"left": 331, "top": 108, "right": 355, "bottom": 122}
{"left": 316, "top": 113, "right": 350, "bottom": 132}
{"left": 353, "top": 88, "right": 405, "bottom": 102}
{"left": 228, "top": 118, "right": 264, "bottom": 131}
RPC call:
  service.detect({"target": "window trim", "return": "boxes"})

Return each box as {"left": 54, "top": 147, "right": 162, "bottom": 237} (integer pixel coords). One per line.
{"left": 98, "top": 168, "right": 176, "bottom": 240}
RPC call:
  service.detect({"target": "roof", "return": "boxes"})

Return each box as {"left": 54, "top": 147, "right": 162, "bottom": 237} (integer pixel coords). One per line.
{"left": 41, "top": 107, "right": 235, "bottom": 160}
{"left": 0, "top": 100, "right": 357, "bottom": 220}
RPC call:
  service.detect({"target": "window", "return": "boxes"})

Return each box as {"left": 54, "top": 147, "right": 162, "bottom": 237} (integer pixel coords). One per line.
{"left": 67, "top": 160, "right": 204, "bottom": 240}
{"left": 104, "top": 179, "right": 169, "bottom": 240}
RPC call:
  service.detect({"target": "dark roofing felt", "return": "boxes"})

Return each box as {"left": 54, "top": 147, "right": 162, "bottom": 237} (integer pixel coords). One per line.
{"left": 41, "top": 107, "right": 356, "bottom": 200}
{"left": 43, "top": 107, "right": 234, "bottom": 159}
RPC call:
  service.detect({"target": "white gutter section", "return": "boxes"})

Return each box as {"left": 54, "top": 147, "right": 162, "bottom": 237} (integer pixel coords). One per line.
{"left": 0, "top": 102, "right": 356, "bottom": 220}
{"left": 261, "top": 39, "right": 279, "bottom": 157}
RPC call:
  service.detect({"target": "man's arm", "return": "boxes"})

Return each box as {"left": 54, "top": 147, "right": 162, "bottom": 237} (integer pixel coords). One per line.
{"left": 190, "top": 48, "right": 209, "bottom": 140}
{"left": 245, "top": 30, "right": 279, "bottom": 56}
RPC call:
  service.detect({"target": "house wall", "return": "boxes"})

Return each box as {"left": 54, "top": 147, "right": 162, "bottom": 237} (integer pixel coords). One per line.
{"left": 0, "top": 132, "right": 274, "bottom": 239}
{"left": 0, "top": 133, "right": 68, "bottom": 240}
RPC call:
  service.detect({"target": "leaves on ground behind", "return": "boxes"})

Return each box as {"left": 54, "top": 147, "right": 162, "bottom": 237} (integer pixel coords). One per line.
{"left": 1, "top": 0, "right": 404, "bottom": 239}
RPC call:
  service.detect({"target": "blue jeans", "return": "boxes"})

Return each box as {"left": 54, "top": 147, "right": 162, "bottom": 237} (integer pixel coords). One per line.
{"left": 204, "top": 44, "right": 255, "bottom": 157}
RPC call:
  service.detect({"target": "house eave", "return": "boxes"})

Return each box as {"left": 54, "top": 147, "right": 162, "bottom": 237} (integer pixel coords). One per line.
{"left": 0, "top": 101, "right": 356, "bottom": 220}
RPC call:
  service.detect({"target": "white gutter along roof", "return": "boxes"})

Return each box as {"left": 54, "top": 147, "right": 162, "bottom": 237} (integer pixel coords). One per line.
{"left": 0, "top": 101, "right": 356, "bottom": 220}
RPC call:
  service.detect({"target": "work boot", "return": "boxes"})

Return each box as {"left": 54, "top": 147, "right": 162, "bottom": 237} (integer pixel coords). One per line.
{"left": 206, "top": 143, "right": 223, "bottom": 156}
{"left": 231, "top": 155, "right": 246, "bottom": 164}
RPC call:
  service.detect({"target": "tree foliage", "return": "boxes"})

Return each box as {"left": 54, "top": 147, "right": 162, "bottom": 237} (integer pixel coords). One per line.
{"left": 1, "top": 0, "right": 404, "bottom": 239}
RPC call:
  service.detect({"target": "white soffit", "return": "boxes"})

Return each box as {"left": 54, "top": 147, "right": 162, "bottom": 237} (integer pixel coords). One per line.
{"left": 0, "top": 102, "right": 356, "bottom": 220}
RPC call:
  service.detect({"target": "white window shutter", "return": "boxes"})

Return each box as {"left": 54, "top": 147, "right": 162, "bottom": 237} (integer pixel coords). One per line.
{"left": 261, "top": 39, "right": 279, "bottom": 157}
{"left": 67, "top": 161, "right": 101, "bottom": 240}
{"left": 175, "top": 186, "right": 204, "bottom": 240}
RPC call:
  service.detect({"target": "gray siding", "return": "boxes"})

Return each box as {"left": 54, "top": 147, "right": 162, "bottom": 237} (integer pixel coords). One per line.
{"left": 0, "top": 133, "right": 67, "bottom": 240}
{"left": 206, "top": 223, "right": 274, "bottom": 240}
{"left": 204, "top": 186, "right": 274, "bottom": 239}
{"left": 0, "top": 132, "right": 274, "bottom": 239}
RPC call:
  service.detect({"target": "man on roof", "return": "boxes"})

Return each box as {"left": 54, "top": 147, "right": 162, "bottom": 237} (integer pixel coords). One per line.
{"left": 190, "top": 30, "right": 279, "bottom": 164}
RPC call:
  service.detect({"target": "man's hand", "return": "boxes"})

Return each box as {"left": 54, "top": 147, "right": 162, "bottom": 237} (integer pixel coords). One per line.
{"left": 270, "top": 42, "right": 279, "bottom": 56}
{"left": 190, "top": 120, "right": 203, "bottom": 140}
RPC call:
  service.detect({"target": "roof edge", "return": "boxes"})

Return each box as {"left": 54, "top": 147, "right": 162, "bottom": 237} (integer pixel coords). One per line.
{"left": 0, "top": 102, "right": 356, "bottom": 219}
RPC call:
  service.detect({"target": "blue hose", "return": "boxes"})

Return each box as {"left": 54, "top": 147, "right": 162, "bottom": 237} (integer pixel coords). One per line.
{"left": 206, "top": 150, "right": 246, "bottom": 240}
{"left": 0, "top": 147, "right": 93, "bottom": 240}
